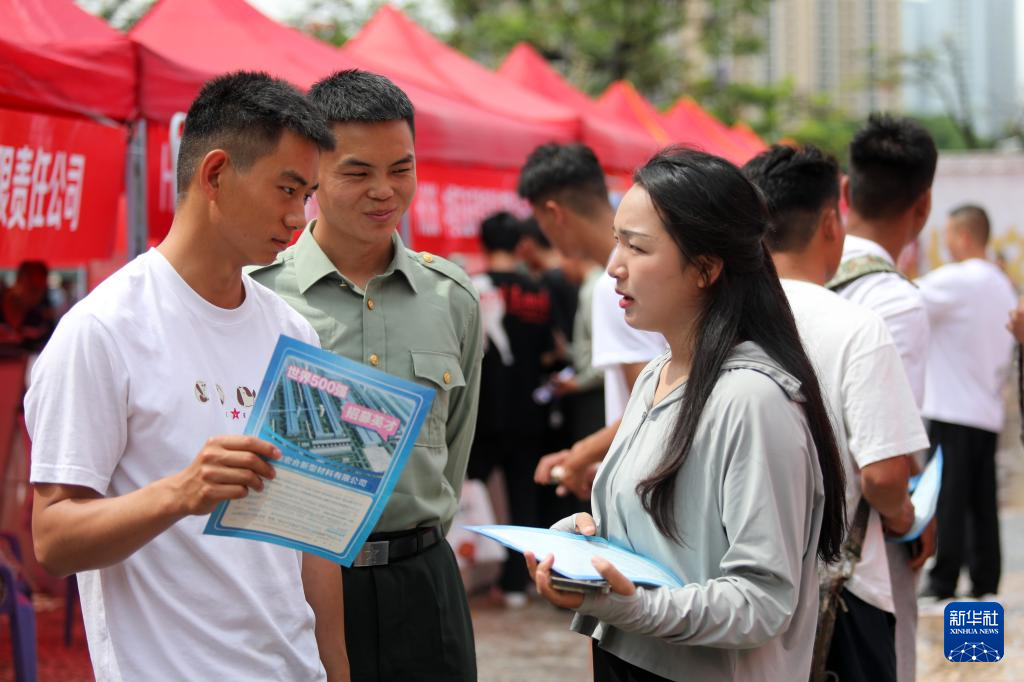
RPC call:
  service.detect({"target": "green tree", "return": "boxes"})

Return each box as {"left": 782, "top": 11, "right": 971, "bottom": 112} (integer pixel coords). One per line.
{"left": 282, "top": 0, "right": 439, "bottom": 47}
{"left": 896, "top": 37, "right": 983, "bottom": 149}
{"left": 443, "top": 1, "right": 689, "bottom": 102}
{"left": 74, "top": 0, "right": 154, "bottom": 29}
{"left": 781, "top": 101, "right": 861, "bottom": 161}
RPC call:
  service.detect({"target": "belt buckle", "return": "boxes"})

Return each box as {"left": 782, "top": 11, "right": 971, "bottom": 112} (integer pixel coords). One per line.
{"left": 354, "top": 540, "right": 390, "bottom": 567}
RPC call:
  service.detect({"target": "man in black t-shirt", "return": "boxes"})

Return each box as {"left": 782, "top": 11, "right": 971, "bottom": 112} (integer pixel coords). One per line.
{"left": 469, "top": 211, "right": 555, "bottom": 603}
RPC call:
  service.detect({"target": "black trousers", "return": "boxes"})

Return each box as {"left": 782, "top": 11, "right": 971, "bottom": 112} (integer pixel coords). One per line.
{"left": 342, "top": 540, "right": 477, "bottom": 681}
{"left": 592, "top": 641, "right": 672, "bottom": 682}
{"left": 468, "top": 435, "right": 545, "bottom": 592}
{"left": 926, "top": 420, "right": 1001, "bottom": 597}
{"left": 825, "top": 588, "right": 897, "bottom": 682}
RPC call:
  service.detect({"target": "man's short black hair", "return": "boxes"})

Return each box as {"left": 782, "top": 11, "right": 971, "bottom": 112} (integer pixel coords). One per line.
{"left": 517, "top": 143, "right": 609, "bottom": 216}
{"left": 742, "top": 144, "right": 840, "bottom": 253}
{"left": 848, "top": 114, "right": 937, "bottom": 220}
{"left": 518, "top": 217, "right": 551, "bottom": 249}
{"left": 308, "top": 69, "right": 415, "bottom": 137}
{"left": 950, "top": 203, "right": 991, "bottom": 245}
{"left": 177, "top": 71, "right": 335, "bottom": 201}
{"left": 480, "top": 211, "right": 521, "bottom": 253}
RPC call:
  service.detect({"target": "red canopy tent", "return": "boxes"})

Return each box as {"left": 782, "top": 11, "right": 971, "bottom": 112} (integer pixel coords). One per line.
{"left": 0, "top": 0, "right": 134, "bottom": 122}
{"left": 497, "top": 43, "right": 660, "bottom": 174}
{"left": 130, "top": 0, "right": 575, "bottom": 257}
{"left": 595, "top": 81, "right": 672, "bottom": 147}
{"left": 730, "top": 121, "right": 769, "bottom": 157}
{"left": 661, "top": 97, "right": 754, "bottom": 166}
{"left": 0, "top": 0, "right": 133, "bottom": 268}
{"left": 340, "top": 7, "right": 579, "bottom": 146}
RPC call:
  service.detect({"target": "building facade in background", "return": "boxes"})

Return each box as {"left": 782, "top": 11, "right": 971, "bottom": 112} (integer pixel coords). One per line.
{"left": 902, "top": 0, "right": 1018, "bottom": 138}
{"left": 730, "top": 0, "right": 903, "bottom": 116}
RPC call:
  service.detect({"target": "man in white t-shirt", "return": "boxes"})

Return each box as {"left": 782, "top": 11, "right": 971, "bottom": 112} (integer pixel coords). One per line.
{"left": 517, "top": 143, "right": 664, "bottom": 499}
{"left": 826, "top": 114, "right": 938, "bottom": 682}
{"left": 917, "top": 205, "right": 1017, "bottom": 601}
{"left": 745, "top": 144, "right": 929, "bottom": 682}
{"left": 25, "top": 73, "right": 347, "bottom": 681}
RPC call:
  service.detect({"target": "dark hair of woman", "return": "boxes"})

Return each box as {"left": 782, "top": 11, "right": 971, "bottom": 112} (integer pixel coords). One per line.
{"left": 633, "top": 147, "right": 847, "bottom": 562}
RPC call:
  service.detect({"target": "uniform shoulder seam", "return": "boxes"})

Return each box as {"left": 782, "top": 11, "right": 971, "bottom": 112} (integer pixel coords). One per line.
{"left": 411, "top": 250, "right": 479, "bottom": 301}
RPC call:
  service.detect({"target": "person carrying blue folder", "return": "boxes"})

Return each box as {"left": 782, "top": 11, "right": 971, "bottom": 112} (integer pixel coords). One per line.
{"left": 745, "top": 144, "right": 931, "bottom": 682}
{"left": 526, "top": 148, "right": 847, "bottom": 681}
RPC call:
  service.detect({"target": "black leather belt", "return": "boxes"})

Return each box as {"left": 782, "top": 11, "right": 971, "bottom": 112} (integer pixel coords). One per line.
{"left": 351, "top": 526, "right": 443, "bottom": 567}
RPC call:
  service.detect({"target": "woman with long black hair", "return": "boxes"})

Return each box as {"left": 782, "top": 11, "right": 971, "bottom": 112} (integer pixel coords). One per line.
{"left": 526, "top": 147, "right": 846, "bottom": 681}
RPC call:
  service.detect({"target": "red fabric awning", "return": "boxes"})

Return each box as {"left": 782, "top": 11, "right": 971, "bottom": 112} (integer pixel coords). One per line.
{"left": 130, "top": 0, "right": 359, "bottom": 123}
{"left": 0, "top": 0, "right": 135, "bottom": 122}
{"left": 498, "top": 43, "right": 660, "bottom": 172}
{"left": 661, "top": 97, "right": 755, "bottom": 166}
{"left": 730, "top": 121, "right": 769, "bottom": 157}
{"left": 130, "top": 0, "right": 568, "bottom": 168}
{"left": 341, "top": 7, "right": 579, "bottom": 144}
{"left": 595, "top": 81, "right": 672, "bottom": 146}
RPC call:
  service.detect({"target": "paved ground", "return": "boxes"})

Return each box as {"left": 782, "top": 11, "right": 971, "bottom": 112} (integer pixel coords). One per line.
{"left": 471, "top": 513, "right": 1024, "bottom": 682}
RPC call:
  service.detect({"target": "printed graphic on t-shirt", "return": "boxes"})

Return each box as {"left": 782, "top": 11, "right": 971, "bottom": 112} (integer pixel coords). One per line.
{"left": 194, "top": 377, "right": 256, "bottom": 421}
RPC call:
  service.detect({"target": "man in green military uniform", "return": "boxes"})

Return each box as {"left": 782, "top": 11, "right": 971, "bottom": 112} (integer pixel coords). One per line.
{"left": 250, "top": 69, "right": 482, "bottom": 681}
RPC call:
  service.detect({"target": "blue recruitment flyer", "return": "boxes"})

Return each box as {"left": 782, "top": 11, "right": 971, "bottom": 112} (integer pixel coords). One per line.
{"left": 466, "top": 525, "right": 684, "bottom": 588}
{"left": 889, "top": 446, "right": 944, "bottom": 544}
{"left": 204, "top": 335, "right": 434, "bottom": 565}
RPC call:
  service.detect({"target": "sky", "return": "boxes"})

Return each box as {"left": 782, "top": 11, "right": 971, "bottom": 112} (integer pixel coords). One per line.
{"left": 1019, "top": 0, "right": 1024, "bottom": 98}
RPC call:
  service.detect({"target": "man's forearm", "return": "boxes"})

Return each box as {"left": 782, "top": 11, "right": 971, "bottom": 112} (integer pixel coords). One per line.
{"left": 567, "top": 418, "right": 621, "bottom": 469}
{"left": 32, "top": 481, "right": 184, "bottom": 577}
{"left": 861, "top": 455, "right": 915, "bottom": 533}
{"left": 302, "top": 554, "right": 349, "bottom": 681}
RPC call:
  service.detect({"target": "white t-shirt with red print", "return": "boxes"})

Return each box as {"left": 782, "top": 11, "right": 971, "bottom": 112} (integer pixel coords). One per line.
{"left": 26, "top": 249, "right": 325, "bottom": 682}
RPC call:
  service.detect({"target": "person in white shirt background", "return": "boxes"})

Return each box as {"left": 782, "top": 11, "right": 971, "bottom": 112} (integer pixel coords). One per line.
{"left": 518, "top": 143, "right": 665, "bottom": 501}
{"left": 917, "top": 205, "right": 1018, "bottom": 602}
{"left": 827, "top": 114, "right": 938, "bottom": 682}
{"left": 744, "top": 143, "right": 931, "bottom": 682}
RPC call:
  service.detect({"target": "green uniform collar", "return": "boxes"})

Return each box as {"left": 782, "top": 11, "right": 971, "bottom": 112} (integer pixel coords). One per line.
{"left": 293, "top": 220, "right": 419, "bottom": 295}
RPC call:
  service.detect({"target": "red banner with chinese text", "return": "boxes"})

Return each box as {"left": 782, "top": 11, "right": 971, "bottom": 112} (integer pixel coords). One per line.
{"left": 146, "top": 120, "right": 177, "bottom": 246}
{"left": 410, "top": 163, "right": 528, "bottom": 272}
{"left": 0, "top": 108, "right": 126, "bottom": 267}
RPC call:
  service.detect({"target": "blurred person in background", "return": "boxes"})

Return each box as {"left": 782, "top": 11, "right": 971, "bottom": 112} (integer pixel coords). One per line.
{"left": 468, "top": 211, "right": 555, "bottom": 607}
{"left": 746, "top": 144, "right": 929, "bottom": 682}
{"left": 826, "top": 114, "right": 938, "bottom": 682}
{"left": 917, "top": 205, "right": 1017, "bottom": 602}
{"left": 518, "top": 216, "right": 578, "bottom": 353}
{"left": 518, "top": 143, "right": 664, "bottom": 502}
{"left": 0, "top": 260, "right": 55, "bottom": 355}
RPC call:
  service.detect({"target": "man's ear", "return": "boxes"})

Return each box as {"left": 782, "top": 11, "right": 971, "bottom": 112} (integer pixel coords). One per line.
{"left": 197, "top": 149, "right": 230, "bottom": 201}
{"left": 912, "top": 187, "right": 933, "bottom": 233}
{"left": 543, "top": 198, "right": 565, "bottom": 227}
{"left": 840, "top": 174, "right": 851, "bottom": 208}
{"left": 821, "top": 204, "right": 842, "bottom": 243}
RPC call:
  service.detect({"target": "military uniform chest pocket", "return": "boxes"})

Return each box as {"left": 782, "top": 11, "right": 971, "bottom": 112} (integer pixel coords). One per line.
{"left": 410, "top": 350, "right": 465, "bottom": 448}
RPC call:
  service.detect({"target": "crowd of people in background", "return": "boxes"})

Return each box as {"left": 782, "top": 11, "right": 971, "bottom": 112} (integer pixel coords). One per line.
{"left": 7, "top": 66, "right": 1024, "bottom": 682}
{"left": 0, "top": 261, "right": 69, "bottom": 357}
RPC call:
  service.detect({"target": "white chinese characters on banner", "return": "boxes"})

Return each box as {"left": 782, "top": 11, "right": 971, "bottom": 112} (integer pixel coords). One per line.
{"left": 0, "top": 145, "right": 86, "bottom": 232}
